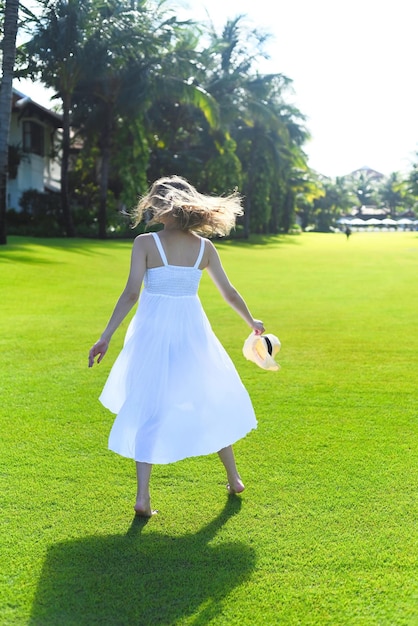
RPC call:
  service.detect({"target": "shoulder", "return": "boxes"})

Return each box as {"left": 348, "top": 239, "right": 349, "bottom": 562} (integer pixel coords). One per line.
{"left": 205, "top": 238, "right": 221, "bottom": 259}
{"left": 203, "top": 238, "right": 225, "bottom": 271}
{"left": 203, "top": 238, "right": 216, "bottom": 253}
{"left": 197, "top": 236, "right": 216, "bottom": 268}
{"left": 134, "top": 232, "right": 155, "bottom": 243}
{"left": 130, "top": 233, "right": 156, "bottom": 261}
{"left": 133, "top": 232, "right": 156, "bottom": 249}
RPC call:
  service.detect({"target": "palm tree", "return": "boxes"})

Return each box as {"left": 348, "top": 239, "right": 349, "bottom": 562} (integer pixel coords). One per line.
{"left": 407, "top": 152, "right": 418, "bottom": 198}
{"left": 22, "top": 0, "right": 219, "bottom": 238}
{"left": 346, "top": 167, "right": 382, "bottom": 211}
{"left": 22, "top": 0, "right": 93, "bottom": 237}
{"left": 0, "top": 0, "right": 20, "bottom": 245}
{"left": 197, "top": 17, "right": 309, "bottom": 234}
{"left": 232, "top": 78, "right": 308, "bottom": 234}
{"left": 378, "top": 172, "right": 404, "bottom": 215}
{"left": 72, "top": 2, "right": 218, "bottom": 238}
{"left": 403, "top": 153, "right": 418, "bottom": 213}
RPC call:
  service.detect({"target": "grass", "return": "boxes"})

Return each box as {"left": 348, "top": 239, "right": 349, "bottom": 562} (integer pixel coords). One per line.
{"left": 1, "top": 231, "right": 417, "bottom": 625}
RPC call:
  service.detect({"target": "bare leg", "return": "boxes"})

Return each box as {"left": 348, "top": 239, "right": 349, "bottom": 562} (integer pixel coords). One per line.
{"left": 134, "top": 462, "right": 156, "bottom": 516}
{"left": 217, "top": 445, "right": 245, "bottom": 494}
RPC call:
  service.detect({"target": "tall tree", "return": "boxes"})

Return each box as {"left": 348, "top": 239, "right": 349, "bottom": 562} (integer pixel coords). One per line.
{"left": 0, "top": 0, "right": 19, "bottom": 245}
{"left": 404, "top": 153, "right": 418, "bottom": 212}
{"left": 72, "top": 2, "right": 218, "bottom": 238}
{"left": 346, "top": 167, "right": 382, "bottom": 210}
{"left": 22, "top": 0, "right": 93, "bottom": 237}
{"left": 294, "top": 168, "right": 325, "bottom": 231}
{"left": 17, "top": 5, "right": 310, "bottom": 238}
{"left": 145, "top": 27, "right": 221, "bottom": 188}
{"left": 200, "top": 17, "right": 309, "bottom": 234}
{"left": 312, "top": 177, "right": 353, "bottom": 232}
{"left": 378, "top": 172, "right": 404, "bottom": 215}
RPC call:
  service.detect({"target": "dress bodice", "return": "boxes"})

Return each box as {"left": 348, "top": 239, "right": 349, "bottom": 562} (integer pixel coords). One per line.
{"left": 143, "top": 233, "right": 204, "bottom": 297}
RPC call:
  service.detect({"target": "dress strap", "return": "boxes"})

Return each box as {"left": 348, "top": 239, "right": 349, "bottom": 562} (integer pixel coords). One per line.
{"left": 193, "top": 237, "right": 205, "bottom": 269}
{"left": 151, "top": 232, "right": 169, "bottom": 266}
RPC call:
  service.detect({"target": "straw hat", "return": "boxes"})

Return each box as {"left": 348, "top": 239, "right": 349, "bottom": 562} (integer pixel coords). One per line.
{"left": 243, "top": 333, "right": 281, "bottom": 371}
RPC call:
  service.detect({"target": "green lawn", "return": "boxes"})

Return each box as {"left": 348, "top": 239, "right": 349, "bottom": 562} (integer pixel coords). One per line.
{"left": 1, "top": 231, "right": 417, "bottom": 625}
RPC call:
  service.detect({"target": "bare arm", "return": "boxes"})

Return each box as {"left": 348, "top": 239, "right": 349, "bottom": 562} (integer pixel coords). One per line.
{"left": 205, "top": 240, "right": 265, "bottom": 334}
{"left": 88, "top": 236, "right": 147, "bottom": 367}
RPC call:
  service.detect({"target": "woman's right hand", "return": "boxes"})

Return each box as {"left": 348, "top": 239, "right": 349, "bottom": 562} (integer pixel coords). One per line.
{"left": 88, "top": 339, "right": 109, "bottom": 367}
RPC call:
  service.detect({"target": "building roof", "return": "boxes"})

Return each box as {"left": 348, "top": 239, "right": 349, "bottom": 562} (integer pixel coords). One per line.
{"left": 348, "top": 166, "right": 384, "bottom": 180}
{"left": 12, "top": 88, "right": 62, "bottom": 128}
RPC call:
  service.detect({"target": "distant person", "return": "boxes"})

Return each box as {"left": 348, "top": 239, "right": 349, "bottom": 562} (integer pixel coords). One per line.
{"left": 89, "top": 176, "right": 265, "bottom": 517}
{"left": 345, "top": 225, "right": 352, "bottom": 240}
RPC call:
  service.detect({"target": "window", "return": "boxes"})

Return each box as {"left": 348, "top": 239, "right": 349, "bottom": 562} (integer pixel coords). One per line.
{"left": 23, "top": 121, "right": 44, "bottom": 156}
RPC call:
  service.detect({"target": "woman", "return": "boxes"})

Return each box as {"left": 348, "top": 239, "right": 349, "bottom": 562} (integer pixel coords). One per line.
{"left": 89, "top": 176, "right": 265, "bottom": 516}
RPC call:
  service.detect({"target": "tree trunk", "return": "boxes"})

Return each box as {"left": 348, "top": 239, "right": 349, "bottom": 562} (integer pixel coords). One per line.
{"left": 97, "top": 107, "right": 113, "bottom": 239}
{"left": 243, "top": 195, "right": 250, "bottom": 238}
{"left": 61, "top": 93, "right": 75, "bottom": 237}
{"left": 243, "top": 146, "right": 258, "bottom": 239}
{"left": 0, "top": 0, "right": 20, "bottom": 245}
{"left": 281, "top": 188, "right": 294, "bottom": 233}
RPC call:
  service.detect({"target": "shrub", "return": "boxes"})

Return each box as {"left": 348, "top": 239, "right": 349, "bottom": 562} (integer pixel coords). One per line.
{"left": 7, "top": 189, "right": 64, "bottom": 236}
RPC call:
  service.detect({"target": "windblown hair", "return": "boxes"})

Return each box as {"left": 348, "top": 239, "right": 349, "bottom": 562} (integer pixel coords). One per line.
{"left": 132, "top": 175, "right": 243, "bottom": 237}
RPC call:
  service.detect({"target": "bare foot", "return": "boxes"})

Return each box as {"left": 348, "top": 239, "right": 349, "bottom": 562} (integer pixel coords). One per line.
{"left": 134, "top": 505, "right": 158, "bottom": 517}
{"left": 134, "top": 497, "right": 157, "bottom": 517}
{"left": 226, "top": 479, "right": 245, "bottom": 495}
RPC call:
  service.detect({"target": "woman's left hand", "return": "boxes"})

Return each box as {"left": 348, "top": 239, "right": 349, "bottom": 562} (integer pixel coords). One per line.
{"left": 251, "top": 319, "right": 265, "bottom": 335}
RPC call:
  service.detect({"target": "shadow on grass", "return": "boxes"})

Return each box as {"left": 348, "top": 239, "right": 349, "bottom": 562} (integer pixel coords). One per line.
{"left": 0, "top": 239, "right": 55, "bottom": 264}
{"left": 0, "top": 236, "right": 126, "bottom": 264}
{"left": 0, "top": 234, "right": 300, "bottom": 264}
{"left": 216, "top": 233, "right": 302, "bottom": 249}
{"left": 29, "top": 497, "right": 255, "bottom": 625}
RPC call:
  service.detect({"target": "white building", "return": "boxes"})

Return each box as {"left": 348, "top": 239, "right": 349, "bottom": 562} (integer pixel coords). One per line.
{"left": 7, "top": 88, "right": 62, "bottom": 211}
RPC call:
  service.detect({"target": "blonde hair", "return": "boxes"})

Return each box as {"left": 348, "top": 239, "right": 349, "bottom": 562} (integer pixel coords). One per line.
{"left": 132, "top": 175, "right": 243, "bottom": 237}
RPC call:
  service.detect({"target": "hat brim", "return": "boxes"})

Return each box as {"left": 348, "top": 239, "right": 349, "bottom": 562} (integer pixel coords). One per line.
{"left": 243, "top": 333, "right": 281, "bottom": 371}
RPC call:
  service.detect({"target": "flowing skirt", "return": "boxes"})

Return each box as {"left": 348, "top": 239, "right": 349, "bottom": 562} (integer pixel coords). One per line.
{"left": 100, "top": 291, "right": 257, "bottom": 464}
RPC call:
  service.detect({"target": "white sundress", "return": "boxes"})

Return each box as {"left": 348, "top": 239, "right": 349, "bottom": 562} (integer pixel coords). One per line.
{"left": 99, "top": 232, "right": 257, "bottom": 464}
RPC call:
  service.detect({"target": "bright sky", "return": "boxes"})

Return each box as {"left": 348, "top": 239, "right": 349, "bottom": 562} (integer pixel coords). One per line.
{"left": 16, "top": 0, "right": 418, "bottom": 179}
{"left": 177, "top": 0, "right": 418, "bottom": 178}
